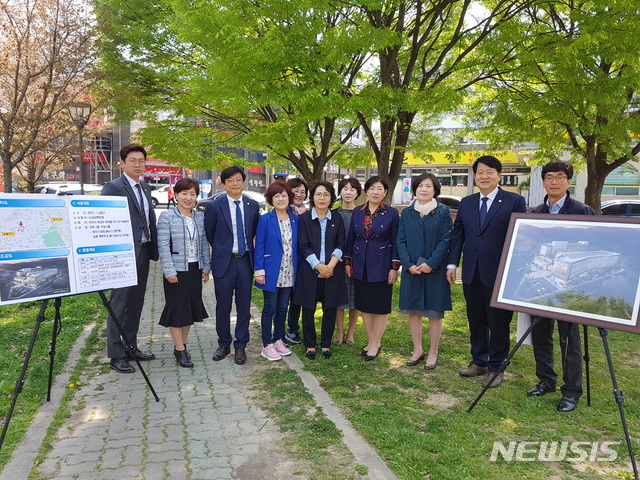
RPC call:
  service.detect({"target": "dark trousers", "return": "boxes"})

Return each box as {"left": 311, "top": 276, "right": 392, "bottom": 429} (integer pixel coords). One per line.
{"left": 106, "top": 243, "right": 151, "bottom": 358}
{"left": 213, "top": 254, "right": 252, "bottom": 349}
{"left": 531, "top": 317, "right": 583, "bottom": 398}
{"left": 301, "top": 279, "right": 336, "bottom": 349}
{"left": 463, "top": 269, "right": 513, "bottom": 372}
{"left": 261, "top": 287, "right": 292, "bottom": 346}
{"left": 288, "top": 303, "right": 301, "bottom": 335}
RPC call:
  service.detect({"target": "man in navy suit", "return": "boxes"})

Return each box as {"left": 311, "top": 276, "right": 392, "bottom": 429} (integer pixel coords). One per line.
{"left": 204, "top": 166, "right": 259, "bottom": 365}
{"left": 101, "top": 144, "right": 158, "bottom": 373}
{"left": 447, "top": 156, "right": 527, "bottom": 388}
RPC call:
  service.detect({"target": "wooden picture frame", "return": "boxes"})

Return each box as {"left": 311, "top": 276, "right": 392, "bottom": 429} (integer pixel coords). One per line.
{"left": 491, "top": 213, "right": 640, "bottom": 334}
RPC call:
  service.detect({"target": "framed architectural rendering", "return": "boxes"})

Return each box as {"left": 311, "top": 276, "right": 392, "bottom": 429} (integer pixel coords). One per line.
{"left": 491, "top": 213, "right": 640, "bottom": 334}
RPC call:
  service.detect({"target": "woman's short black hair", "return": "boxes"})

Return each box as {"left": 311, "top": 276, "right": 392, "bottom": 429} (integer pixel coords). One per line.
{"left": 287, "top": 177, "right": 308, "bottom": 197}
{"left": 308, "top": 180, "right": 336, "bottom": 209}
{"left": 338, "top": 177, "right": 362, "bottom": 198}
{"left": 411, "top": 173, "right": 441, "bottom": 198}
{"left": 264, "top": 180, "right": 294, "bottom": 206}
{"left": 364, "top": 175, "right": 389, "bottom": 193}
{"left": 173, "top": 178, "right": 199, "bottom": 195}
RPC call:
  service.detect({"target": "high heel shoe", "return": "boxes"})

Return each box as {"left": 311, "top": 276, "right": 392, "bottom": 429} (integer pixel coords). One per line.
{"left": 424, "top": 354, "right": 439, "bottom": 370}
{"left": 321, "top": 349, "right": 332, "bottom": 359}
{"left": 174, "top": 349, "right": 194, "bottom": 368}
{"left": 305, "top": 350, "right": 316, "bottom": 360}
{"left": 360, "top": 348, "right": 368, "bottom": 357}
{"left": 405, "top": 351, "right": 425, "bottom": 367}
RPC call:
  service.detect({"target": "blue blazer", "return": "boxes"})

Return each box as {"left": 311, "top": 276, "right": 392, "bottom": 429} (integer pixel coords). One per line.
{"left": 345, "top": 203, "right": 400, "bottom": 283}
{"left": 101, "top": 175, "right": 158, "bottom": 261}
{"left": 156, "top": 208, "right": 211, "bottom": 278}
{"left": 204, "top": 193, "right": 259, "bottom": 279}
{"left": 447, "top": 188, "right": 527, "bottom": 287}
{"left": 254, "top": 210, "right": 299, "bottom": 292}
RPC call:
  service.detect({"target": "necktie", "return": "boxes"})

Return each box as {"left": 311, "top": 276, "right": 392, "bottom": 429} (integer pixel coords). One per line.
{"left": 234, "top": 200, "right": 246, "bottom": 254}
{"left": 135, "top": 183, "right": 151, "bottom": 240}
{"left": 479, "top": 196, "right": 488, "bottom": 229}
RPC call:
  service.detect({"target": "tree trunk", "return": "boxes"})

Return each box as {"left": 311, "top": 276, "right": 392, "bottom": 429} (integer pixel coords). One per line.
{"left": 3, "top": 157, "right": 12, "bottom": 193}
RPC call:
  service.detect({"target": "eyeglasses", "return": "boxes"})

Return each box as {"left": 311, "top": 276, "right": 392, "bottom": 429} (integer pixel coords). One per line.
{"left": 314, "top": 192, "right": 331, "bottom": 198}
{"left": 544, "top": 175, "right": 568, "bottom": 183}
{"left": 125, "top": 160, "right": 146, "bottom": 166}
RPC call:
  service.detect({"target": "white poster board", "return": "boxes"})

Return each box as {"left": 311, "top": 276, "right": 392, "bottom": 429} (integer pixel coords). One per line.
{"left": 0, "top": 194, "right": 137, "bottom": 305}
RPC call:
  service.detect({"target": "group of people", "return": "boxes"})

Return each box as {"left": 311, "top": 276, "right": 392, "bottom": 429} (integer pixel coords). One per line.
{"left": 103, "top": 143, "right": 589, "bottom": 414}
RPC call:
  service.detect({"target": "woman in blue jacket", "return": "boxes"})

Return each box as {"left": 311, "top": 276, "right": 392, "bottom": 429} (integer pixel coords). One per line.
{"left": 345, "top": 176, "right": 400, "bottom": 361}
{"left": 254, "top": 181, "right": 299, "bottom": 361}
{"left": 397, "top": 173, "right": 452, "bottom": 369}
{"left": 157, "top": 178, "right": 211, "bottom": 368}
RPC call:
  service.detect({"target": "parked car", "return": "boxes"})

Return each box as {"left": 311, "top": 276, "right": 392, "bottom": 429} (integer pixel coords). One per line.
{"left": 437, "top": 194, "right": 462, "bottom": 222}
{"left": 150, "top": 185, "right": 172, "bottom": 208}
{"left": 196, "top": 190, "right": 267, "bottom": 214}
{"left": 40, "top": 183, "right": 103, "bottom": 195}
{"left": 600, "top": 199, "right": 640, "bottom": 216}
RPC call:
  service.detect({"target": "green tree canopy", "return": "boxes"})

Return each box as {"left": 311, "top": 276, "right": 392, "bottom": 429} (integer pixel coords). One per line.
{"left": 468, "top": 1, "right": 640, "bottom": 211}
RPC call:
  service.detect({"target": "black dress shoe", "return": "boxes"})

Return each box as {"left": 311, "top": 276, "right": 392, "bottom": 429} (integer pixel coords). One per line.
{"left": 212, "top": 346, "right": 231, "bottom": 361}
{"left": 174, "top": 349, "right": 193, "bottom": 368}
{"left": 405, "top": 352, "right": 425, "bottom": 367}
{"left": 360, "top": 349, "right": 368, "bottom": 357}
{"left": 124, "top": 348, "right": 156, "bottom": 361}
{"left": 110, "top": 358, "right": 135, "bottom": 373}
{"left": 557, "top": 396, "right": 578, "bottom": 412}
{"left": 321, "top": 350, "right": 332, "bottom": 359}
{"left": 364, "top": 346, "right": 380, "bottom": 362}
{"left": 527, "top": 381, "right": 556, "bottom": 397}
{"left": 234, "top": 348, "right": 247, "bottom": 365}
{"left": 305, "top": 350, "right": 316, "bottom": 360}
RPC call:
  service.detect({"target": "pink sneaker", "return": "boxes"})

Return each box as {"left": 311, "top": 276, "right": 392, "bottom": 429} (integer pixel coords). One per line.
{"left": 261, "top": 343, "right": 282, "bottom": 361}
{"left": 273, "top": 339, "right": 292, "bottom": 356}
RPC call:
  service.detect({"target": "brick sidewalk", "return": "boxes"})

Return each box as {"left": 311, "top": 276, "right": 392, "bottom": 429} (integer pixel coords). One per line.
{"left": 1, "top": 260, "right": 396, "bottom": 480}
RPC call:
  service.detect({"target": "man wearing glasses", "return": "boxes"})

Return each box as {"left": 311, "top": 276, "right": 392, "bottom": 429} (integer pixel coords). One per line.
{"left": 526, "top": 161, "right": 595, "bottom": 412}
{"left": 101, "top": 144, "right": 158, "bottom": 373}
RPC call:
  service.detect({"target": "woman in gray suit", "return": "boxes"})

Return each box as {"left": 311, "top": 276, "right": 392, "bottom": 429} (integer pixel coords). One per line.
{"left": 157, "top": 178, "right": 211, "bottom": 367}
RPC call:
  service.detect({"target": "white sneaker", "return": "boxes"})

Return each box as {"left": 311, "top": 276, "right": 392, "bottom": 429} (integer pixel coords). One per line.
{"left": 261, "top": 343, "right": 282, "bottom": 361}
{"left": 273, "top": 339, "right": 292, "bottom": 356}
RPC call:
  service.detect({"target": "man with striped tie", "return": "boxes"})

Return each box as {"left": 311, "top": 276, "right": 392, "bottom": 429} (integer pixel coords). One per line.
{"left": 101, "top": 144, "right": 158, "bottom": 373}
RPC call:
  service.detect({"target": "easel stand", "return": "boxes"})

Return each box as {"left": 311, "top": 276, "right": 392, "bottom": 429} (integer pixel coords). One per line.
{"left": 0, "top": 292, "right": 159, "bottom": 452}
{"left": 599, "top": 328, "right": 638, "bottom": 480}
{"left": 465, "top": 318, "right": 638, "bottom": 480}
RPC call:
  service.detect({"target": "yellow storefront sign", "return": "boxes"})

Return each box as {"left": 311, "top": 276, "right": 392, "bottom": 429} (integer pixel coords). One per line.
{"left": 404, "top": 150, "right": 520, "bottom": 165}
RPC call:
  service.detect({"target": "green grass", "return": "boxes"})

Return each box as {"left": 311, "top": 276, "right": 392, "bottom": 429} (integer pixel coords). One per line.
{"left": 0, "top": 294, "right": 104, "bottom": 470}
{"left": 252, "top": 282, "right": 640, "bottom": 480}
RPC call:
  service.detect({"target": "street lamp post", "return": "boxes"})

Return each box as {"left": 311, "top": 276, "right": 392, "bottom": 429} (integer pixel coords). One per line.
{"left": 67, "top": 103, "right": 92, "bottom": 195}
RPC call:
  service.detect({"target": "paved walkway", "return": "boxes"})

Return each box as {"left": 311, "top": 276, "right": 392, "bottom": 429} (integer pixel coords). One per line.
{"left": 1, "top": 260, "right": 397, "bottom": 480}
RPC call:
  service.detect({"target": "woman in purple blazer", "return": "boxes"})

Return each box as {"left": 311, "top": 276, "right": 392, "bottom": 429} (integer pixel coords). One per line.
{"left": 345, "top": 176, "right": 400, "bottom": 361}
{"left": 254, "top": 181, "right": 299, "bottom": 362}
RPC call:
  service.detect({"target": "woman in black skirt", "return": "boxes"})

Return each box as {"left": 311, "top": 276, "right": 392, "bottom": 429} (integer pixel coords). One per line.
{"left": 345, "top": 176, "right": 400, "bottom": 361}
{"left": 157, "top": 178, "right": 211, "bottom": 367}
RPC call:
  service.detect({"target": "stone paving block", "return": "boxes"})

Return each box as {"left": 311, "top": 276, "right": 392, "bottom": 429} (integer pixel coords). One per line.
{"left": 139, "top": 462, "right": 166, "bottom": 480}
{"left": 121, "top": 446, "right": 144, "bottom": 466}
{"left": 145, "top": 449, "right": 185, "bottom": 464}
{"left": 96, "top": 465, "right": 145, "bottom": 479}
{"left": 190, "top": 455, "right": 231, "bottom": 470}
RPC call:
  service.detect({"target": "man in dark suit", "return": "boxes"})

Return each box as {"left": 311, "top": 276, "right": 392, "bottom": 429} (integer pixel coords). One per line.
{"left": 447, "top": 156, "right": 527, "bottom": 388}
{"left": 527, "top": 161, "right": 595, "bottom": 412}
{"left": 101, "top": 144, "right": 158, "bottom": 373}
{"left": 204, "top": 166, "right": 259, "bottom": 365}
